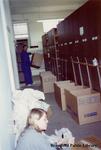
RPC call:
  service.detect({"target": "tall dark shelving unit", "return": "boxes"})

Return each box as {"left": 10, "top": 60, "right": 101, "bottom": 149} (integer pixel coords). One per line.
{"left": 42, "top": 0, "right": 101, "bottom": 92}
{"left": 42, "top": 34, "right": 50, "bottom": 71}
{"left": 42, "top": 28, "right": 61, "bottom": 80}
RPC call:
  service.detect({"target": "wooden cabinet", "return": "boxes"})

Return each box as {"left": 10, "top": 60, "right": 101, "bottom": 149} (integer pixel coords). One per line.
{"left": 42, "top": 34, "right": 51, "bottom": 71}
{"left": 42, "top": 28, "right": 61, "bottom": 80}
{"left": 42, "top": 0, "right": 101, "bottom": 91}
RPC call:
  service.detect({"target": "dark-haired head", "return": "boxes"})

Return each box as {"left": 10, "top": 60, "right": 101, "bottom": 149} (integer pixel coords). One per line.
{"left": 23, "top": 45, "right": 28, "bottom": 51}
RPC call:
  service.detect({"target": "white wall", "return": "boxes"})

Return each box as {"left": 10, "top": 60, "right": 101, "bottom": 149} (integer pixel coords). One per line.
{"left": 4, "top": 0, "right": 20, "bottom": 89}
{"left": 11, "top": 11, "right": 67, "bottom": 75}
{"left": 11, "top": 11, "right": 66, "bottom": 51}
{"left": 0, "top": 0, "right": 18, "bottom": 149}
{"left": 28, "top": 21, "right": 44, "bottom": 50}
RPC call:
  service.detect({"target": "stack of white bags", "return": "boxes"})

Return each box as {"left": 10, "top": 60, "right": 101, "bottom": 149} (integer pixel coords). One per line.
{"left": 12, "top": 88, "right": 50, "bottom": 145}
{"left": 43, "top": 128, "right": 75, "bottom": 150}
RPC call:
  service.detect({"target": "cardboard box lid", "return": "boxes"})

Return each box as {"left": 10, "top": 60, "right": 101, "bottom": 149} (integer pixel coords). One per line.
{"left": 54, "top": 80, "right": 71, "bottom": 85}
{"left": 65, "top": 85, "right": 83, "bottom": 91}
{"left": 69, "top": 88, "right": 91, "bottom": 95}
{"left": 40, "top": 71, "right": 53, "bottom": 77}
{"left": 72, "top": 136, "right": 101, "bottom": 150}
{"left": 70, "top": 88, "right": 100, "bottom": 98}
{"left": 41, "top": 76, "right": 56, "bottom": 82}
{"left": 79, "top": 136, "right": 101, "bottom": 149}
{"left": 59, "top": 83, "right": 76, "bottom": 89}
{"left": 41, "top": 74, "right": 56, "bottom": 78}
{"left": 40, "top": 71, "right": 52, "bottom": 76}
{"left": 54, "top": 82, "right": 75, "bottom": 92}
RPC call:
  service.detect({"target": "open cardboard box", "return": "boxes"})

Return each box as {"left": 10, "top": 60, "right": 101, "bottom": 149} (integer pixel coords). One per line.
{"left": 54, "top": 81, "right": 75, "bottom": 111}
{"left": 66, "top": 89, "right": 101, "bottom": 124}
{"left": 54, "top": 81, "right": 88, "bottom": 111}
{"left": 65, "top": 88, "right": 91, "bottom": 113}
{"left": 40, "top": 73, "right": 56, "bottom": 93}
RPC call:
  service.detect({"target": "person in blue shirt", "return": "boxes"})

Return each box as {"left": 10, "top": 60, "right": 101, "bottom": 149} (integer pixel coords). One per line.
{"left": 15, "top": 108, "right": 56, "bottom": 150}
{"left": 21, "top": 45, "right": 33, "bottom": 85}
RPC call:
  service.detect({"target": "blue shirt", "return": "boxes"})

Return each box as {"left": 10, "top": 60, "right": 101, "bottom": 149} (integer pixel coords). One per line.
{"left": 15, "top": 127, "right": 56, "bottom": 150}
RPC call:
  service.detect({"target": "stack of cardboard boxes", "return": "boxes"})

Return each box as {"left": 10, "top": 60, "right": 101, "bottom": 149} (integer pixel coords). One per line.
{"left": 40, "top": 71, "right": 56, "bottom": 93}
{"left": 54, "top": 80, "right": 101, "bottom": 125}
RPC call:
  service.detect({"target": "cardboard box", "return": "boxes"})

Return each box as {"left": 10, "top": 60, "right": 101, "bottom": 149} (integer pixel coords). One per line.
{"left": 54, "top": 80, "right": 71, "bottom": 86}
{"left": 40, "top": 74, "right": 56, "bottom": 93}
{"left": 54, "top": 81, "right": 88, "bottom": 111}
{"left": 31, "top": 53, "right": 43, "bottom": 68}
{"left": 65, "top": 88, "right": 91, "bottom": 113}
{"left": 67, "top": 89, "right": 101, "bottom": 124}
{"left": 72, "top": 136, "right": 101, "bottom": 150}
{"left": 54, "top": 81, "right": 77, "bottom": 111}
{"left": 40, "top": 71, "right": 52, "bottom": 76}
{"left": 41, "top": 75, "right": 56, "bottom": 82}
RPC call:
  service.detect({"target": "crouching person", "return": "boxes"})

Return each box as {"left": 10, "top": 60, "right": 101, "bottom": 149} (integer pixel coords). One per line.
{"left": 15, "top": 108, "right": 56, "bottom": 150}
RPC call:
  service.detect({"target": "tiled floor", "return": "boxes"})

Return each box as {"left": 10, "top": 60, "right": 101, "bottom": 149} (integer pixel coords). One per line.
{"left": 21, "top": 75, "right": 101, "bottom": 141}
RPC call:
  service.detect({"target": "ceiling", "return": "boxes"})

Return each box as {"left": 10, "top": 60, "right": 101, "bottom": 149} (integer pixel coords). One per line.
{"left": 10, "top": 0, "right": 88, "bottom": 17}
